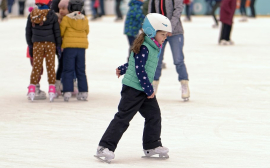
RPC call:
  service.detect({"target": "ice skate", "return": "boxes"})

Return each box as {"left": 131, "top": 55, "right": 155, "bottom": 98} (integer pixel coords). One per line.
{"left": 64, "top": 92, "right": 72, "bottom": 102}
{"left": 94, "top": 146, "right": 115, "bottom": 164}
{"left": 180, "top": 80, "right": 190, "bottom": 101}
{"left": 219, "top": 40, "right": 228, "bottom": 46}
{"left": 27, "top": 84, "right": 36, "bottom": 101}
{"left": 212, "top": 24, "right": 218, "bottom": 28}
{"left": 77, "top": 92, "right": 88, "bottom": 101}
{"left": 239, "top": 16, "right": 248, "bottom": 22}
{"left": 152, "top": 80, "right": 159, "bottom": 94}
{"left": 72, "top": 80, "right": 78, "bottom": 97}
{"left": 48, "top": 85, "right": 56, "bottom": 102}
{"left": 226, "top": 40, "right": 234, "bottom": 45}
{"left": 34, "top": 84, "right": 47, "bottom": 100}
{"left": 162, "top": 62, "right": 166, "bottom": 69}
{"left": 142, "top": 146, "right": 169, "bottom": 159}
{"left": 55, "top": 80, "right": 62, "bottom": 98}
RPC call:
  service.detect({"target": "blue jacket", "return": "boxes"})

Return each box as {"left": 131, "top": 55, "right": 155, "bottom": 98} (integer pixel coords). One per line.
{"left": 124, "top": 0, "right": 145, "bottom": 37}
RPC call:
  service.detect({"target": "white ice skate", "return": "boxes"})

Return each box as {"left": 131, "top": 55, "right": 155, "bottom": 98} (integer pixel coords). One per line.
{"left": 142, "top": 146, "right": 169, "bottom": 159}
{"left": 34, "top": 84, "right": 47, "bottom": 100}
{"left": 48, "top": 85, "right": 56, "bottom": 102}
{"left": 152, "top": 80, "right": 159, "bottom": 94}
{"left": 55, "top": 80, "right": 62, "bottom": 98}
{"left": 94, "top": 146, "right": 115, "bottom": 164}
{"left": 72, "top": 80, "right": 78, "bottom": 97}
{"left": 64, "top": 92, "right": 72, "bottom": 102}
{"left": 180, "top": 80, "right": 190, "bottom": 101}
{"left": 27, "top": 84, "right": 36, "bottom": 101}
{"left": 77, "top": 92, "right": 88, "bottom": 101}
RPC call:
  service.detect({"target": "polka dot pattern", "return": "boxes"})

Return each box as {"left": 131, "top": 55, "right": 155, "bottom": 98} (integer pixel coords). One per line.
{"left": 30, "top": 42, "right": 56, "bottom": 85}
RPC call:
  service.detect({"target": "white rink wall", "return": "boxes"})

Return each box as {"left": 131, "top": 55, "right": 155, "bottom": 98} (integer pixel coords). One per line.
{"left": 0, "top": 16, "right": 270, "bottom": 168}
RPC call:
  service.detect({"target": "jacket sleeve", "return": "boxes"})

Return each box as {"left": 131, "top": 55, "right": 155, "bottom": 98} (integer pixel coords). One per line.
{"left": 85, "top": 17, "right": 89, "bottom": 35}
{"left": 171, "top": 0, "right": 184, "bottom": 33}
{"left": 53, "top": 15, "right": 62, "bottom": 47}
{"left": 25, "top": 15, "right": 33, "bottom": 46}
{"left": 60, "top": 17, "right": 67, "bottom": 38}
{"left": 51, "top": 0, "right": 60, "bottom": 13}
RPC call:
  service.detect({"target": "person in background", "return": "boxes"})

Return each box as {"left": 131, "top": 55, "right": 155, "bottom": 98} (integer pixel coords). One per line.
{"left": 18, "top": 0, "right": 26, "bottom": 16}
{"left": 183, "top": 0, "right": 193, "bottom": 22}
{"left": 115, "top": 0, "right": 123, "bottom": 21}
{"left": 99, "top": 0, "right": 105, "bottom": 16}
{"left": 211, "top": 0, "right": 222, "bottom": 28}
{"left": 219, "top": 0, "right": 236, "bottom": 45}
{"left": 26, "top": 0, "right": 62, "bottom": 102}
{"left": 7, "top": 0, "right": 14, "bottom": 14}
{"left": 239, "top": 0, "right": 247, "bottom": 22}
{"left": 249, "top": 0, "right": 256, "bottom": 18}
{"left": 1, "top": 0, "right": 8, "bottom": 20}
{"left": 149, "top": 0, "right": 191, "bottom": 101}
{"left": 124, "top": 0, "right": 144, "bottom": 61}
{"left": 60, "top": 0, "right": 89, "bottom": 102}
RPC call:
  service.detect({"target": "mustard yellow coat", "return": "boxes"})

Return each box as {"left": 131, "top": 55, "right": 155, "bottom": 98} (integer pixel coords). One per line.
{"left": 60, "top": 16, "right": 89, "bottom": 49}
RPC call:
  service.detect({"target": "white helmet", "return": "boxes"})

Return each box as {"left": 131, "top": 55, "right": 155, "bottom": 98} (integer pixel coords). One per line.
{"left": 142, "top": 13, "right": 172, "bottom": 38}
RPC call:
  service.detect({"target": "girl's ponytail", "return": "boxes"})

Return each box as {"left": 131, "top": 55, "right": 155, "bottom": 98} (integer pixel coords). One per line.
{"left": 131, "top": 33, "right": 146, "bottom": 54}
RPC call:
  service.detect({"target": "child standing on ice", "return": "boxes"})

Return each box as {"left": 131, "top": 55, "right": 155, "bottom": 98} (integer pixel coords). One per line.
{"left": 26, "top": 6, "right": 47, "bottom": 100}
{"left": 60, "top": 0, "right": 89, "bottom": 101}
{"left": 26, "top": 0, "right": 61, "bottom": 102}
{"left": 95, "top": 13, "right": 172, "bottom": 163}
{"left": 54, "top": 0, "right": 80, "bottom": 98}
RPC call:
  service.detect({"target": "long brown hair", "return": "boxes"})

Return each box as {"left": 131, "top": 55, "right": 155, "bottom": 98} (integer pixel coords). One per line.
{"left": 131, "top": 32, "right": 146, "bottom": 54}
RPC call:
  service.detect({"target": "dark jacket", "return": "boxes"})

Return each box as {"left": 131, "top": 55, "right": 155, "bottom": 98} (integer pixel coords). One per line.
{"left": 220, "top": 0, "right": 236, "bottom": 25}
{"left": 26, "top": 9, "right": 62, "bottom": 47}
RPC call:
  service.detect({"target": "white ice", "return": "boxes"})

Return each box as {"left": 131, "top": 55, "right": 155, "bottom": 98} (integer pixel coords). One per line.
{"left": 0, "top": 16, "right": 270, "bottom": 168}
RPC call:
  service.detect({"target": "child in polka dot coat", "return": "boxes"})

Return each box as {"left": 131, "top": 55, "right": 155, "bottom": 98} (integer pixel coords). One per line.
{"left": 25, "top": 0, "right": 62, "bottom": 102}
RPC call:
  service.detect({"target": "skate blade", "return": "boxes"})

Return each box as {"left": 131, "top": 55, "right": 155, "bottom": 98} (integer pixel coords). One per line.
{"left": 34, "top": 96, "right": 47, "bottom": 100}
{"left": 142, "top": 154, "right": 169, "bottom": 159}
{"left": 183, "top": 98, "right": 189, "bottom": 101}
{"left": 94, "top": 155, "right": 111, "bottom": 164}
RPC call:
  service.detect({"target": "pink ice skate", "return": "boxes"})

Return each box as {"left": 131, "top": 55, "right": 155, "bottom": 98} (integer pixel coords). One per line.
{"left": 27, "top": 84, "right": 36, "bottom": 101}
{"left": 48, "top": 85, "right": 56, "bottom": 102}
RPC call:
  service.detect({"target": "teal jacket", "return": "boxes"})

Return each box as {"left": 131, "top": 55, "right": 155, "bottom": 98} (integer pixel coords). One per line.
{"left": 122, "top": 36, "right": 160, "bottom": 92}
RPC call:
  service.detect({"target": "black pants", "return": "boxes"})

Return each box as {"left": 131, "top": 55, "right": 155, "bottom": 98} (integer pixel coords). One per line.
{"left": 115, "top": 0, "right": 122, "bottom": 19}
{"left": 56, "top": 54, "right": 63, "bottom": 80}
{"left": 250, "top": 0, "right": 256, "bottom": 17}
{"left": 240, "top": 0, "right": 246, "bottom": 16}
{"left": 211, "top": 1, "right": 221, "bottom": 26}
{"left": 99, "top": 85, "right": 162, "bottom": 152}
{"left": 185, "top": 4, "right": 191, "bottom": 21}
{"left": 18, "top": 1, "right": 25, "bottom": 15}
{"left": 2, "top": 10, "right": 7, "bottom": 19}
{"left": 219, "top": 23, "right": 232, "bottom": 42}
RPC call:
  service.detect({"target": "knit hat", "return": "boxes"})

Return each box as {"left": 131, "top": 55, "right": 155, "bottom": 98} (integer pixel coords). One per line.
{"left": 58, "top": 0, "right": 69, "bottom": 8}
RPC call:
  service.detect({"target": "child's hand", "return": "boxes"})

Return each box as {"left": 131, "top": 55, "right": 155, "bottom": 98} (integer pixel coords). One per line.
{"left": 116, "top": 68, "right": 121, "bottom": 78}
{"left": 147, "top": 92, "right": 155, "bottom": 99}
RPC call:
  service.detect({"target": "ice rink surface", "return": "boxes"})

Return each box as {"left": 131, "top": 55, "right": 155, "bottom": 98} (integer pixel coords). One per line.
{"left": 0, "top": 16, "right": 270, "bottom": 168}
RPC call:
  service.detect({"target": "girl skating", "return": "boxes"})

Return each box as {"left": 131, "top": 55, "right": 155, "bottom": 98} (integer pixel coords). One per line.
{"left": 95, "top": 13, "right": 172, "bottom": 163}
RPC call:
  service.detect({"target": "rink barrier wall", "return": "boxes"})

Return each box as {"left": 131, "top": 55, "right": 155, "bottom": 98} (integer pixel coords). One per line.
{"left": 1, "top": 0, "right": 269, "bottom": 17}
